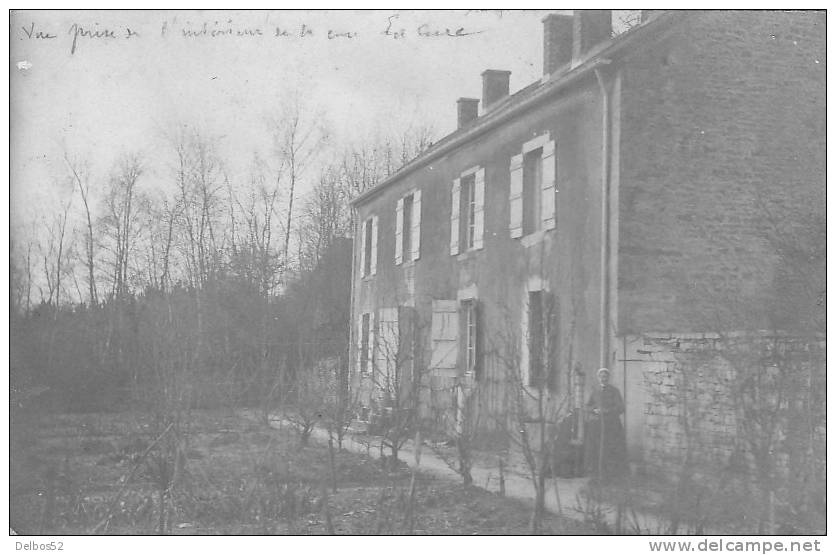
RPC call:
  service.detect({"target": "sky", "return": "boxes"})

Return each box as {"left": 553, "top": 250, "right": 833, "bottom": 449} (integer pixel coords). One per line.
{"left": 10, "top": 9, "right": 557, "bottom": 235}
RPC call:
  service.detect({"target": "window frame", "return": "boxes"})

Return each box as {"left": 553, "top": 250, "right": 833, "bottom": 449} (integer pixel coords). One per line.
{"left": 461, "top": 173, "right": 477, "bottom": 251}
{"left": 360, "top": 312, "right": 371, "bottom": 376}
{"left": 462, "top": 298, "right": 478, "bottom": 377}
{"left": 362, "top": 216, "right": 374, "bottom": 277}
{"left": 522, "top": 147, "right": 544, "bottom": 236}
{"left": 402, "top": 193, "right": 414, "bottom": 261}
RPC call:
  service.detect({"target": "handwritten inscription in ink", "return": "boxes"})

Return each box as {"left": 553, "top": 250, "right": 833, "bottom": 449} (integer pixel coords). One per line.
{"left": 18, "top": 14, "right": 483, "bottom": 55}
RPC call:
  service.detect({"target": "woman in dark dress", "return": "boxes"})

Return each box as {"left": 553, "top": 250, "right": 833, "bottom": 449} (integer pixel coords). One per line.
{"left": 584, "top": 367, "right": 628, "bottom": 482}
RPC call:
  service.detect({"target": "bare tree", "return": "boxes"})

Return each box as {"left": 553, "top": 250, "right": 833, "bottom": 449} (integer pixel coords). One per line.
{"left": 488, "top": 293, "right": 567, "bottom": 534}
{"left": 266, "top": 96, "right": 325, "bottom": 281}
{"left": 64, "top": 153, "right": 98, "bottom": 306}
{"left": 98, "top": 153, "right": 144, "bottom": 299}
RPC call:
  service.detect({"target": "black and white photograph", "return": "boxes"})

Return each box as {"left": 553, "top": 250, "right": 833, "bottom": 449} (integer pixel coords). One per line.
{"left": 8, "top": 8, "right": 827, "bottom": 542}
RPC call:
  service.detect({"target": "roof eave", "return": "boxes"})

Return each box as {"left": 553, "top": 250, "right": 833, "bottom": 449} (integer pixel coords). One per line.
{"left": 349, "top": 11, "right": 681, "bottom": 208}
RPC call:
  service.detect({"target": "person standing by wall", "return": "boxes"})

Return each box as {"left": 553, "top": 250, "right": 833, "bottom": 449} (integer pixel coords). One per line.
{"left": 584, "top": 367, "right": 628, "bottom": 482}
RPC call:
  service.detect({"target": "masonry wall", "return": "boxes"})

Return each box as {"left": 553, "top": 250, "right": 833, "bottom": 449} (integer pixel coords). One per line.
{"left": 623, "top": 332, "right": 825, "bottom": 527}
{"left": 616, "top": 10, "right": 826, "bottom": 334}
{"left": 352, "top": 73, "right": 609, "bottom": 424}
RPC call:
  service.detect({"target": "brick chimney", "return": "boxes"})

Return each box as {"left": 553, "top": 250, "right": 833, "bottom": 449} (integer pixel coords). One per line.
{"left": 572, "top": 10, "right": 612, "bottom": 62}
{"left": 457, "top": 98, "right": 479, "bottom": 128}
{"left": 481, "top": 69, "right": 511, "bottom": 111}
{"left": 543, "top": 13, "right": 573, "bottom": 76}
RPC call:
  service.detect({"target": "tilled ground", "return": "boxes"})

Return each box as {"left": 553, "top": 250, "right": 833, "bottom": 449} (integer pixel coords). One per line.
{"left": 10, "top": 410, "right": 591, "bottom": 535}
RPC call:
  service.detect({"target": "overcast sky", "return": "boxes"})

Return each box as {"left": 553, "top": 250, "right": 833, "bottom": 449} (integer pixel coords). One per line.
{"left": 10, "top": 9, "right": 559, "bottom": 234}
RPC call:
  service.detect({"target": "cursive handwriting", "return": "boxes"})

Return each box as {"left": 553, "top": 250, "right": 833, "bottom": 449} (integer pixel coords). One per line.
{"left": 21, "top": 22, "right": 56, "bottom": 40}
{"left": 383, "top": 14, "right": 482, "bottom": 40}
{"left": 68, "top": 23, "right": 119, "bottom": 55}
{"left": 416, "top": 23, "right": 482, "bottom": 38}
{"left": 19, "top": 15, "right": 483, "bottom": 56}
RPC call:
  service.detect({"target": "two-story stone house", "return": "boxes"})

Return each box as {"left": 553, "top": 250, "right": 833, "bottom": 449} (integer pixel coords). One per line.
{"left": 348, "top": 10, "right": 825, "bottom": 473}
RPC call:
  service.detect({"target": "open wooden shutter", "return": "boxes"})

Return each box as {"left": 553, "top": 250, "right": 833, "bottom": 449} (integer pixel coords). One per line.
{"left": 411, "top": 190, "right": 422, "bottom": 261}
{"left": 450, "top": 179, "right": 461, "bottom": 255}
{"left": 474, "top": 168, "right": 485, "bottom": 250}
{"left": 430, "top": 300, "right": 458, "bottom": 374}
{"left": 370, "top": 215, "right": 379, "bottom": 275}
{"left": 395, "top": 198, "right": 404, "bottom": 265}
{"left": 359, "top": 219, "right": 367, "bottom": 277}
{"left": 541, "top": 140, "right": 556, "bottom": 231}
{"left": 509, "top": 155, "right": 524, "bottom": 238}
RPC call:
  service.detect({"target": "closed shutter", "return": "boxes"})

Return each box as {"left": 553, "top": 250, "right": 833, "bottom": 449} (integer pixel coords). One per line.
{"left": 430, "top": 300, "right": 459, "bottom": 373}
{"left": 411, "top": 190, "right": 422, "bottom": 261}
{"left": 473, "top": 168, "right": 485, "bottom": 249}
{"left": 545, "top": 292, "right": 559, "bottom": 392}
{"left": 377, "top": 307, "right": 399, "bottom": 386}
{"left": 541, "top": 140, "right": 556, "bottom": 231}
{"left": 450, "top": 179, "right": 461, "bottom": 255}
{"left": 395, "top": 198, "right": 404, "bottom": 265}
{"left": 359, "top": 219, "right": 367, "bottom": 277}
{"left": 370, "top": 215, "right": 378, "bottom": 275}
{"left": 509, "top": 154, "right": 524, "bottom": 238}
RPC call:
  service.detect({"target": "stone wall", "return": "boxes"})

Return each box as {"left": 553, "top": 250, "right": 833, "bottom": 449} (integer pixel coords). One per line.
{"left": 627, "top": 332, "right": 825, "bottom": 505}
{"left": 618, "top": 10, "right": 826, "bottom": 334}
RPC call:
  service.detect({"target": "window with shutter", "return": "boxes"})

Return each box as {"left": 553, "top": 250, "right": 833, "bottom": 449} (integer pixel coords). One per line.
{"left": 461, "top": 299, "right": 479, "bottom": 378}
{"left": 473, "top": 169, "right": 485, "bottom": 249}
{"left": 452, "top": 167, "right": 485, "bottom": 254}
{"left": 509, "top": 155, "right": 524, "bottom": 237}
{"left": 528, "top": 290, "right": 545, "bottom": 387}
{"left": 376, "top": 307, "right": 399, "bottom": 387}
{"left": 411, "top": 190, "right": 421, "bottom": 261}
{"left": 462, "top": 174, "right": 476, "bottom": 250}
{"left": 360, "top": 219, "right": 370, "bottom": 276}
{"left": 523, "top": 148, "right": 543, "bottom": 236}
{"left": 359, "top": 313, "right": 370, "bottom": 376}
{"left": 541, "top": 140, "right": 556, "bottom": 230}
{"left": 525, "top": 289, "right": 559, "bottom": 390}
{"left": 430, "top": 300, "right": 459, "bottom": 374}
{"left": 395, "top": 198, "right": 404, "bottom": 265}
{"left": 369, "top": 215, "right": 378, "bottom": 275}
{"left": 512, "top": 133, "right": 556, "bottom": 240}
{"left": 450, "top": 179, "right": 461, "bottom": 255}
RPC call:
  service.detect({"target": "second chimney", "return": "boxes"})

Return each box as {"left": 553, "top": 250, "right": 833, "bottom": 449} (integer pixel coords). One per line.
{"left": 457, "top": 98, "right": 479, "bottom": 128}
{"left": 572, "top": 10, "right": 612, "bottom": 62}
{"left": 481, "top": 69, "right": 511, "bottom": 111}
{"left": 543, "top": 13, "right": 573, "bottom": 76}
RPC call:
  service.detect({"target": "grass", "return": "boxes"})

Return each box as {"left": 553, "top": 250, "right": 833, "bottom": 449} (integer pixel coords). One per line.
{"left": 10, "top": 409, "right": 591, "bottom": 535}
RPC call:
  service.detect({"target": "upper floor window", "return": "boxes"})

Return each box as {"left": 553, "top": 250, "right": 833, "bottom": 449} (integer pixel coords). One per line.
{"left": 360, "top": 215, "right": 378, "bottom": 277}
{"left": 522, "top": 148, "right": 544, "bottom": 235}
{"left": 395, "top": 190, "right": 422, "bottom": 265}
{"left": 509, "top": 134, "right": 556, "bottom": 239}
{"left": 450, "top": 167, "right": 485, "bottom": 255}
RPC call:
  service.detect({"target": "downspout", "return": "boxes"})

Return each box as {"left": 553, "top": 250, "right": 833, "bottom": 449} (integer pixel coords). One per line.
{"left": 348, "top": 206, "right": 359, "bottom": 390}
{"left": 594, "top": 64, "right": 612, "bottom": 371}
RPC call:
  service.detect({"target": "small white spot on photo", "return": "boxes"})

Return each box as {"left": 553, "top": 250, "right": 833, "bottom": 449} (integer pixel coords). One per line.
{"left": 17, "top": 60, "right": 32, "bottom": 71}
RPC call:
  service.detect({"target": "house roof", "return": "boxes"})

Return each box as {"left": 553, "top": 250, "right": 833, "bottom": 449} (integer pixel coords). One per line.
{"left": 349, "top": 10, "right": 682, "bottom": 208}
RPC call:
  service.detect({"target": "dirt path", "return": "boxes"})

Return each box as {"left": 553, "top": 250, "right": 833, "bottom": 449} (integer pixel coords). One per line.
{"left": 259, "top": 413, "right": 668, "bottom": 532}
